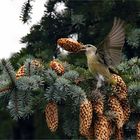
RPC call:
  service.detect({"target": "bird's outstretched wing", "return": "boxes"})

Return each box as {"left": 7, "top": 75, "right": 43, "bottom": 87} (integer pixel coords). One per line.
{"left": 96, "top": 17, "right": 125, "bottom": 67}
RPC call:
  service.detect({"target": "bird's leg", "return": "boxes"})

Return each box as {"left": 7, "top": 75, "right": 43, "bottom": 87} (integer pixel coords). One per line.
{"left": 95, "top": 74, "right": 104, "bottom": 91}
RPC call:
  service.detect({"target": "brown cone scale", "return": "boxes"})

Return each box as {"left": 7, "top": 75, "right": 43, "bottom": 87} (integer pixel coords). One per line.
{"left": 45, "top": 101, "right": 58, "bottom": 132}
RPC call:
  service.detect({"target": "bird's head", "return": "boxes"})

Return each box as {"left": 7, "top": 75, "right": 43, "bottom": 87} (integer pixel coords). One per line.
{"left": 77, "top": 44, "right": 96, "bottom": 53}
{"left": 83, "top": 44, "right": 97, "bottom": 55}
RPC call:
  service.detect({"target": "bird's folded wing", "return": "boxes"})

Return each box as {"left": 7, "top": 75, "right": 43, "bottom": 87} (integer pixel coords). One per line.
{"left": 96, "top": 17, "right": 125, "bottom": 67}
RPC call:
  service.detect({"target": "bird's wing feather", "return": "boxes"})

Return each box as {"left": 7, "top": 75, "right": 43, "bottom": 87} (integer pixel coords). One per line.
{"left": 96, "top": 17, "right": 125, "bottom": 67}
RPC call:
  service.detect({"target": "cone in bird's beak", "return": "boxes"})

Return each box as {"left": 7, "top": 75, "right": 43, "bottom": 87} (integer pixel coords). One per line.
{"left": 57, "top": 38, "right": 86, "bottom": 53}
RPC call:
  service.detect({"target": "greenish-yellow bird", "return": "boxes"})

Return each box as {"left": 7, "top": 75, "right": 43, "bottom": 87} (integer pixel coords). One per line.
{"left": 82, "top": 18, "right": 125, "bottom": 88}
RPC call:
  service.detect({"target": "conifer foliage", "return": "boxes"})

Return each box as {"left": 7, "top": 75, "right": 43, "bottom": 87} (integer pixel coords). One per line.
{"left": 20, "top": 0, "right": 34, "bottom": 23}
{"left": 0, "top": 57, "right": 140, "bottom": 139}
{"left": 0, "top": 59, "right": 43, "bottom": 120}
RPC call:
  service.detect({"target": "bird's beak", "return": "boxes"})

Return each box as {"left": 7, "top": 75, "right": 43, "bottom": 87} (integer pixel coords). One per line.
{"left": 81, "top": 48, "right": 86, "bottom": 52}
{"left": 77, "top": 48, "right": 86, "bottom": 53}
{"left": 68, "top": 48, "right": 86, "bottom": 54}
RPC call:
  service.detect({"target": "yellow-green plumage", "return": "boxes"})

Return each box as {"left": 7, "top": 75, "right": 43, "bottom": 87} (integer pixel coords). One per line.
{"left": 85, "top": 17, "right": 125, "bottom": 86}
{"left": 86, "top": 47, "right": 112, "bottom": 83}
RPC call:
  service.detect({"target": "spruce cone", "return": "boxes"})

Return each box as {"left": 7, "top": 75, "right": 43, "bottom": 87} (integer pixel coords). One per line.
{"left": 50, "top": 59, "right": 64, "bottom": 75}
{"left": 79, "top": 98, "right": 93, "bottom": 136}
{"left": 45, "top": 101, "right": 58, "bottom": 132}
{"left": 137, "top": 121, "right": 140, "bottom": 140}
{"left": 93, "top": 98, "right": 104, "bottom": 115}
{"left": 114, "top": 127, "right": 124, "bottom": 140}
{"left": 31, "top": 59, "right": 43, "bottom": 69}
{"left": 16, "top": 66, "right": 25, "bottom": 79}
{"left": 108, "top": 96, "right": 125, "bottom": 129}
{"left": 57, "top": 38, "right": 85, "bottom": 53}
{"left": 120, "top": 99, "right": 131, "bottom": 123}
{"left": 112, "top": 74, "right": 127, "bottom": 100}
{"left": 92, "top": 90, "right": 104, "bottom": 115}
{"left": 94, "top": 115, "right": 110, "bottom": 140}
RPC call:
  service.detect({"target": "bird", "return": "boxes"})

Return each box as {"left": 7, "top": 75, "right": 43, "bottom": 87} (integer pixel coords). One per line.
{"left": 56, "top": 17, "right": 125, "bottom": 89}
{"left": 81, "top": 17, "right": 125, "bottom": 89}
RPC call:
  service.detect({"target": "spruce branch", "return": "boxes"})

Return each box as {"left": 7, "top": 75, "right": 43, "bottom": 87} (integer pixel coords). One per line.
{"left": 24, "top": 59, "right": 33, "bottom": 76}
{"left": 8, "top": 90, "right": 20, "bottom": 120}
{"left": 0, "top": 85, "right": 12, "bottom": 95}
{"left": 128, "top": 81, "right": 140, "bottom": 95}
{"left": 22, "top": 91, "right": 34, "bottom": 116}
{"left": 23, "top": 58, "right": 44, "bottom": 77}
{"left": 117, "top": 57, "right": 140, "bottom": 110}
{"left": 127, "top": 28, "right": 140, "bottom": 48}
{"left": 44, "top": 69, "right": 58, "bottom": 85}
{"left": 1, "top": 59, "right": 16, "bottom": 86}
{"left": 28, "top": 61, "right": 31, "bottom": 77}
{"left": 8, "top": 89, "right": 34, "bottom": 120}
{"left": 20, "top": 0, "right": 34, "bottom": 23}
{"left": 13, "top": 91, "right": 19, "bottom": 116}
{"left": 16, "top": 75, "right": 43, "bottom": 91}
{"left": 62, "top": 97, "right": 80, "bottom": 137}
{"left": 62, "top": 70, "right": 79, "bottom": 82}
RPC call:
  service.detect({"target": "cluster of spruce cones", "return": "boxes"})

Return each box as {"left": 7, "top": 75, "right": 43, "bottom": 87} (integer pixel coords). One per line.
{"left": 44, "top": 60, "right": 132, "bottom": 139}
{"left": 79, "top": 74, "right": 131, "bottom": 140}
{"left": 16, "top": 59, "right": 43, "bottom": 79}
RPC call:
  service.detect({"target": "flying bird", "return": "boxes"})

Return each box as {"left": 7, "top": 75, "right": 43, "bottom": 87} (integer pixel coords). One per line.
{"left": 57, "top": 18, "right": 125, "bottom": 89}
{"left": 83, "top": 18, "right": 125, "bottom": 88}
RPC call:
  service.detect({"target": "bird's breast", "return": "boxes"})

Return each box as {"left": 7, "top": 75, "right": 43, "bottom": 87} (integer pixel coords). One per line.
{"left": 86, "top": 53, "right": 110, "bottom": 77}
{"left": 87, "top": 54, "right": 99, "bottom": 74}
